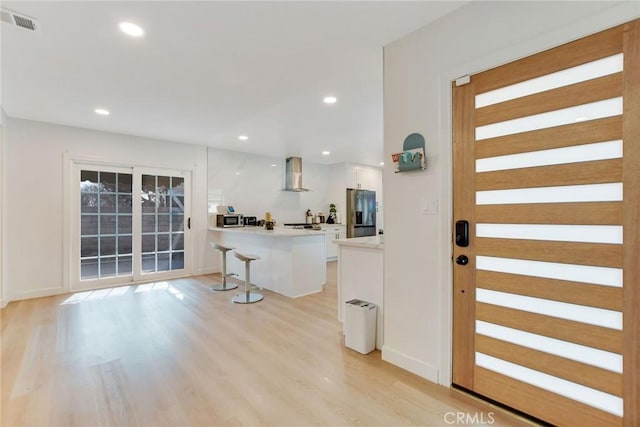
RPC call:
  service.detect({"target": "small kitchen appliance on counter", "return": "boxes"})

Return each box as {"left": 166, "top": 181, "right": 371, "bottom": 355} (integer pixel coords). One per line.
{"left": 244, "top": 216, "right": 257, "bottom": 226}
{"left": 216, "top": 213, "right": 244, "bottom": 228}
{"left": 213, "top": 205, "right": 243, "bottom": 228}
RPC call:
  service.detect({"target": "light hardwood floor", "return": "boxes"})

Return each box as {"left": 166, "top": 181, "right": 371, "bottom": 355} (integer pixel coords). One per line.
{"left": 1, "top": 263, "right": 537, "bottom": 427}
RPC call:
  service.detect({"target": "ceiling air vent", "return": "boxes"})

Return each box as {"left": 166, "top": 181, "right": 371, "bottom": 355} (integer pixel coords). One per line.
{"left": 1, "top": 8, "right": 38, "bottom": 32}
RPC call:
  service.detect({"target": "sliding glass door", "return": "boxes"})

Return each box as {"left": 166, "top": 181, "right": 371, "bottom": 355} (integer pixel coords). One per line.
{"left": 79, "top": 168, "right": 133, "bottom": 280}
{"left": 139, "top": 172, "right": 186, "bottom": 275}
{"left": 71, "top": 163, "right": 190, "bottom": 290}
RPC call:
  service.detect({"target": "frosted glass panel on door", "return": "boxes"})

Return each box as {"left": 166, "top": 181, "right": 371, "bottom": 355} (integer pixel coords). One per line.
{"left": 475, "top": 98, "right": 622, "bottom": 140}
{"left": 476, "top": 288, "right": 622, "bottom": 329}
{"left": 476, "top": 224, "right": 623, "bottom": 244}
{"left": 476, "top": 353, "right": 623, "bottom": 416}
{"left": 475, "top": 140, "right": 622, "bottom": 172}
{"left": 476, "top": 321, "right": 622, "bottom": 372}
{"left": 476, "top": 256, "right": 622, "bottom": 287}
{"left": 476, "top": 183, "right": 623, "bottom": 205}
{"left": 475, "top": 54, "right": 623, "bottom": 108}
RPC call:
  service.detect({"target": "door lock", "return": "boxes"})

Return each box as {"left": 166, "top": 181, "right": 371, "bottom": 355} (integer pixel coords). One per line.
{"left": 455, "top": 220, "right": 469, "bottom": 247}
{"left": 455, "top": 255, "right": 469, "bottom": 266}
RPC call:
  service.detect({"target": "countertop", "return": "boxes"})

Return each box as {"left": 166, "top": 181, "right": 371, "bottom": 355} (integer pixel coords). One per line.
{"left": 334, "top": 235, "right": 384, "bottom": 249}
{"left": 209, "top": 226, "right": 331, "bottom": 237}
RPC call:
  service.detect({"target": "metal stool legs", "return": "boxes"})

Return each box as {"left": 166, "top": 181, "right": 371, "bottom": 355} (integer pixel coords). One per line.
{"left": 209, "top": 243, "right": 239, "bottom": 291}
{"left": 232, "top": 252, "right": 263, "bottom": 304}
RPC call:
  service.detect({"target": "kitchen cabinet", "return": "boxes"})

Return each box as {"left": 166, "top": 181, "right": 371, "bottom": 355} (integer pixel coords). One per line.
{"left": 322, "top": 225, "right": 346, "bottom": 261}
{"left": 346, "top": 164, "right": 380, "bottom": 191}
{"left": 355, "top": 167, "right": 371, "bottom": 190}
{"left": 210, "top": 227, "right": 327, "bottom": 298}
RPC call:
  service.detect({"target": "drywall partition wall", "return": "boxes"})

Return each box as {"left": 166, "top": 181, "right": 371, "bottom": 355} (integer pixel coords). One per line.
{"left": 3, "top": 118, "right": 211, "bottom": 302}
{"left": 326, "top": 162, "right": 348, "bottom": 221}
{"left": 382, "top": 0, "right": 639, "bottom": 386}
{"left": 207, "top": 148, "right": 334, "bottom": 224}
{"left": 0, "top": 110, "right": 5, "bottom": 307}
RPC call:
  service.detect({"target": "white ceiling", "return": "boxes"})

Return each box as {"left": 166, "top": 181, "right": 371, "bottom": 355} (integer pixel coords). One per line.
{"left": 2, "top": 1, "right": 465, "bottom": 165}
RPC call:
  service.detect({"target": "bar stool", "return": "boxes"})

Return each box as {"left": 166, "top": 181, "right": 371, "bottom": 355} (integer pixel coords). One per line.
{"left": 232, "top": 252, "right": 263, "bottom": 304}
{"left": 209, "top": 243, "right": 239, "bottom": 291}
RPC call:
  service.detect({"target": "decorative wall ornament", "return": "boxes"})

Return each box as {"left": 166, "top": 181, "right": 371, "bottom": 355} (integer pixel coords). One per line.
{"left": 392, "top": 133, "right": 426, "bottom": 172}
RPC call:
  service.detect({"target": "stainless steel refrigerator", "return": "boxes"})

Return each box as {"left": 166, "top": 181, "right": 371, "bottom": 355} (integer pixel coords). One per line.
{"left": 346, "top": 188, "right": 376, "bottom": 238}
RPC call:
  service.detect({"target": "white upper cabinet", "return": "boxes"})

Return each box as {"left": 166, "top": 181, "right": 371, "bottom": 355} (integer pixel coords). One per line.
{"left": 346, "top": 164, "right": 381, "bottom": 192}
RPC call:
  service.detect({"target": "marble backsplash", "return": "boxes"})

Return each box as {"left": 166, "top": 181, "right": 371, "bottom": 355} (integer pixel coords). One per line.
{"left": 207, "top": 147, "right": 342, "bottom": 224}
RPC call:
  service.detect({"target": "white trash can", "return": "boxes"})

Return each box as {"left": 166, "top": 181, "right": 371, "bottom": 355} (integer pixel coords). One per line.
{"left": 344, "top": 299, "right": 377, "bottom": 354}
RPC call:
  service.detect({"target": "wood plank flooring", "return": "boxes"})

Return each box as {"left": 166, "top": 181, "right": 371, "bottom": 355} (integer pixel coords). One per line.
{"left": 1, "top": 263, "right": 536, "bottom": 426}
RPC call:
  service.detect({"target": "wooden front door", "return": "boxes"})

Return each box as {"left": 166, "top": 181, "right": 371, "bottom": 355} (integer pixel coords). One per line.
{"left": 452, "top": 19, "right": 639, "bottom": 426}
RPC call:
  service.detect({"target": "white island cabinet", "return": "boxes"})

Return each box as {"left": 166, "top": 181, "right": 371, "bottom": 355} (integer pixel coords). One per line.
{"left": 321, "top": 224, "right": 346, "bottom": 261}
{"left": 209, "top": 227, "right": 327, "bottom": 298}
{"left": 335, "top": 236, "right": 383, "bottom": 349}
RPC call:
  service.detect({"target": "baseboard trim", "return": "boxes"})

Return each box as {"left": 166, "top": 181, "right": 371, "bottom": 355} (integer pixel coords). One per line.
{"left": 2, "top": 270, "right": 223, "bottom": 304}
{"left": 6, "top": 286, "right": 66, "bottom": 303}
{"left": 381, "top": 345, "right": 439, "bottom": 384}
{"left": 194, "top": 267, "right": 220, "bottom": 276}
{"left": 290, "top": 289, "right": 323, "bottom": 299}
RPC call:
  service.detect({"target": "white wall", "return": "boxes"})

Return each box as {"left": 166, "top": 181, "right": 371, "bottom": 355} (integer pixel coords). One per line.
{"left": 207, "top": 148, "right": 336, "bottom": 224}
{"left": 382, "top": 1, "right": 639, "bottom": 385}
{"left": 206, "top": 151, "right": 384, "bottom": 231}
{"left": 3, "top": 118, "right": 211, "bottom": 302}
{"left": 0, "top": 110, "right": 5, "bottom": 307}
{"left": 327, "top": 162, "right": 348, "bottom": 222}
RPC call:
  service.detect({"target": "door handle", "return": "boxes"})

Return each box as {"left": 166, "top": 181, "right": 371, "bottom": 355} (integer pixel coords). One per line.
{"left": 455, "top": 255, "right": 469, "bottom": 265}
{"left": 187, "top": 217, "right": 191, "bottom": 230}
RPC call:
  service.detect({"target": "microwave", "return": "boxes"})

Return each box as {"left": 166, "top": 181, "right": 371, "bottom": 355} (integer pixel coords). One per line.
{"left": 216, "top": 214, "right": 244, "bottom": 228}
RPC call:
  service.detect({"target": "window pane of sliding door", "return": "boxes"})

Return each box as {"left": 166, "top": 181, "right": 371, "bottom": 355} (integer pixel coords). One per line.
{"left": 80, "top": 170, "right": 133, "bottom": 279}
{"left": 140, "top": 174, "right": 185, "bottom": 273}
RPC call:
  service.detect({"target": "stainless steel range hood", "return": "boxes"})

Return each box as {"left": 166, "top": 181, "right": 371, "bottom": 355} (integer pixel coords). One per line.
{"left": 283, "top": 157, "right": 310, "bottom": 192}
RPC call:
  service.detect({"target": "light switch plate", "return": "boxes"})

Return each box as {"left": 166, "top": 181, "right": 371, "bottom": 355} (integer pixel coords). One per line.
{"left": 421, "top": 198, "right": 438, "bottom": 214}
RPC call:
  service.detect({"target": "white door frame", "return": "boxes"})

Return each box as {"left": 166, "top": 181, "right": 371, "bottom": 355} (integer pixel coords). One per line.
{"left": 64, "top": 154, "right": 193, "bottom": 292}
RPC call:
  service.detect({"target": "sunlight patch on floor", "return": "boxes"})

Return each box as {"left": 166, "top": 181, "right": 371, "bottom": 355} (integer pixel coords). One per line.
{"left": 60, "top": 281, "right": 184, "bottom": 305}
{"left": 61, "top": 286, "right": 132, "bottom": 304}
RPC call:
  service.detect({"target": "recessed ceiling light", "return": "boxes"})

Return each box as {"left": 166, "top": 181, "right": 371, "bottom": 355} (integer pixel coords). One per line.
{"left": 95, "top": 108, "right": 110, "bottom": 116}
{"left": 380, "top": 162, "right": 385, "bottom": 166}
{"left": 119, "top": 22, "right": 144, "bottom": 37}
{"left": 322, "top": 151, "right": 330, "bottom": 156}
{"left": 235, "top": 171, "right": 241, "bottom": 175}
{"left": 271, "top": 164, "right": 277, "bottom": 167}
{"left": 323, "top": 96, "right": 337, "bottom": 104}
{"left": 238, "top": 135, "right": 249, "bottom": 141}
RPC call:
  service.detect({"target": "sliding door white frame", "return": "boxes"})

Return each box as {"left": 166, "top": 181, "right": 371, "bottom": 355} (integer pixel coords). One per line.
{"left": 63, "top": 154, "right": 193, "bottom": 292}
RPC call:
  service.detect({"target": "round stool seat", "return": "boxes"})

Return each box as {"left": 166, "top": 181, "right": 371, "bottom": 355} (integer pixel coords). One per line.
{"left": 232, "top": 251, "right": 263, "bottom": 304}
{"left": 209, "top": 241, "right": 239, "bottom": 292}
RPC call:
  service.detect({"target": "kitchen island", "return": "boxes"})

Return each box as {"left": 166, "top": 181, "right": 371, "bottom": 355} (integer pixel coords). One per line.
{"left": 209, "top": 226, "right": 327, "bottom": 298}
{"left": 335, "top": 235, "right": 384, "bottom": 349}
